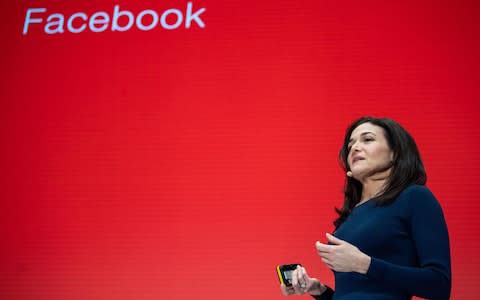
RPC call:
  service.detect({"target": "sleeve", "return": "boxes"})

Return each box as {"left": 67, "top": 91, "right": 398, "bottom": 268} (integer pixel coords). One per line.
{"left": 365, "top": 186, "right": 451, "bottom": 300}
{"left": 311, "top": 286, "right": 334, "bottom": 300}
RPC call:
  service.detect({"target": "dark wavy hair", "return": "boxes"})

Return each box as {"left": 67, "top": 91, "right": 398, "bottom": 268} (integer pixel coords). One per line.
{"left": 334, "top": 116, "right": 426, "bottom": 228}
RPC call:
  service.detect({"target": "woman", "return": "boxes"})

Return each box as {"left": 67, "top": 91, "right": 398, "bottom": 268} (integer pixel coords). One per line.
{"left": 280, "top": 117, "right": 451, "bottom": 300}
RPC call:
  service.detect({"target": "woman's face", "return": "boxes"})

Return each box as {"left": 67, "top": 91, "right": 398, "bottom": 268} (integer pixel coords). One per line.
{"left": 347, "top": 122, "right": 394, "bottom": 181}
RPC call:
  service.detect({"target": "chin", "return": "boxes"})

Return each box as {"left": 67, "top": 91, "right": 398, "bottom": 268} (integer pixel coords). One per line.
{"left": 350, "top": 168, "right": 365, "bottom": 176}
{"left": 350, "top": 170, "right": 367, "bottom": 180}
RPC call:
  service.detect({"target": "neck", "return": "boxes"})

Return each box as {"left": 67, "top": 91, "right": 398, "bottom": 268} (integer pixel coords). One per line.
{"left": 358, "top": 168, "right": 391, "bottom": 203}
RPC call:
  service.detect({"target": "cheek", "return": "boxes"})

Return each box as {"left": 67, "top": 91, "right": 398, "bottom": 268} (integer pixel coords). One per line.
{"left": 373, "top": 147, "right": 392, "bottom": 163}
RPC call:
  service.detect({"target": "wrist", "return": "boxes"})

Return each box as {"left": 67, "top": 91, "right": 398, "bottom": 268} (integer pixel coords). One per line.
{"left": 356, "top": 253, "right": 371, "bottom": 274}
{"left": 308, "top": 280, "right": 326, "bottom": 296}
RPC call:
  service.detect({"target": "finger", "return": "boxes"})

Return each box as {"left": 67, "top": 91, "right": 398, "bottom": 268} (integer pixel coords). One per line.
{"left": 292, "top": 282, "right": 304, "bottom": 294}
{"left": 291, "top": 268, "right": 304, "bottom": 294}
{"left": 299, "top": 267, "right": 309, "bottom": 281}
{"left": 317, "top": 247, "right": 331, "bottom": 257}
{"left": 326, "top": 232, "right": 344, "bottom": 245}
{"left": 295, "top": 266, "right": 307, "bottom": 288}
{"left": 280, "top": 283, "right": 294, "bottom": 296}
{"left": 321, "top": 258, "right": 334, "bottom": 269}
{"left": 321, "top": 257, "right": 330, "bottom": 264}
{"left": 291, "top": 268, "right": 299, "bottom": 287}
{"left": 316, "top": 249, "right": 333, "bottom": 262}
{"left": 300, "top": 266, "right": 309, "bottom": 278}
{"left": 315, "top": 241, "right": 332, "bottom": 253}
{"left": 297, "top": 267, "right": 307, "bottom": 288}
{"left": 300, "top": 267, "right": 314, "bottom": 288}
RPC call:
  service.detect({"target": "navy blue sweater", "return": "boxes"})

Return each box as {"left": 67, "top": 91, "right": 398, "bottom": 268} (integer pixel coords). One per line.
{"left": 314, "top": 185, "right": 451, "bottom": 300}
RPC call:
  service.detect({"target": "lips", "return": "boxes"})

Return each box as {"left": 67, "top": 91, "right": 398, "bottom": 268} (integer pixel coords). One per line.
{"left": 352, "top": 156, "right": 365, "bottom": 164}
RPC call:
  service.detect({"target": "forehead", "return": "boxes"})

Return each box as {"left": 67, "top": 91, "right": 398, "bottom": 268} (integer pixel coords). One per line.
{"left": 349, "top": 122, "right": 386, "bottom": 140}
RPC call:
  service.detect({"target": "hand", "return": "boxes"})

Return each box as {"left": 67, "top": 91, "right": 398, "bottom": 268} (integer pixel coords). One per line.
{"left": 315, "top": 233, "right": 371, "bottom": 274}
{"left": 279, "top": 266, "right": 325, "bottom": 296}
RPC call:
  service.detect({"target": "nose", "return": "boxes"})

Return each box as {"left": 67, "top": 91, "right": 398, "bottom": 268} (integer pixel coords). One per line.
{"left": 351, "top": 141, "right": 361, "bottom": 152}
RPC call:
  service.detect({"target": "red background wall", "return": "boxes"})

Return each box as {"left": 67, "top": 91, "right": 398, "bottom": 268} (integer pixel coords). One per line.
{"left": 1, "top": 1, "right": 479, "bottom": 299}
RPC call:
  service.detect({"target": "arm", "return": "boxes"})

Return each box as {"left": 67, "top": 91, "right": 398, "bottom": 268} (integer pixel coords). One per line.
{"left": 366, "top": 186, "right": 451, "bottom": 299}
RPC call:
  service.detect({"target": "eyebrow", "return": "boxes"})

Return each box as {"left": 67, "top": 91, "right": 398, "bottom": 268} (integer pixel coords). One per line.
{"left": 348, "top": 132, "right": 376, "bottom": 144}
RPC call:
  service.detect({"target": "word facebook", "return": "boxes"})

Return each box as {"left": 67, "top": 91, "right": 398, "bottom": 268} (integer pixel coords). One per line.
{"left": 23, "top": 2, "right": 206, "bottom": 35}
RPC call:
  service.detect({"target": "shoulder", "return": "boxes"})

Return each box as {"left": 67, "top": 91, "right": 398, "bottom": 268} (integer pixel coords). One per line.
{"left": 400, "top": 184, "right": 435, "bottom": 199}
{"left": 397, "top": 184, "right": 444, "bottom": 215}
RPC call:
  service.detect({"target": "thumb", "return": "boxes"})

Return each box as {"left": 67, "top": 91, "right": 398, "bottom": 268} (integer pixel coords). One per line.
{"left": 326, "top": 232, "right": 343, "bottom": 245}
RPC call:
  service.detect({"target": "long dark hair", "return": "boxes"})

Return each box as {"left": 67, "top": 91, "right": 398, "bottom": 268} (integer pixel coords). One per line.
{"left": 334, "top": 116, "right": 426, "bottom": 228}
